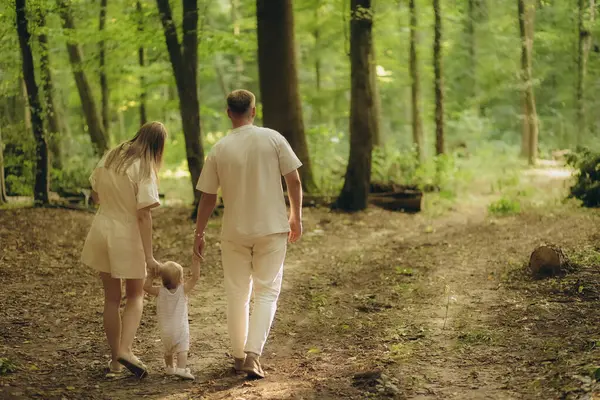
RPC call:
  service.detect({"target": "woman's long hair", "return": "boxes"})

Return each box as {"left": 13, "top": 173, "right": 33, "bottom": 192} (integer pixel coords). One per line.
{"left": 104, "top": 121, "right": 167, "bottom": 180}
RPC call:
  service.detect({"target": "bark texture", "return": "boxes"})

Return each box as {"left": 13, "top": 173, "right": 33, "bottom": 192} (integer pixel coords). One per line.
{"left": 17, "top": 0, "right": 49, "bottom": 205}
{"left": 256, "top": 0, "right": 317, "bottom": 192}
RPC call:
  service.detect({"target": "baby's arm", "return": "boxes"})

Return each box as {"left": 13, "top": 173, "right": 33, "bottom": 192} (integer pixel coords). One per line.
{"left": 184, "top": 256, "right": 201, "bottom": 294}
{"left": 143, "top": 268, "right": 160, "bottom": 297}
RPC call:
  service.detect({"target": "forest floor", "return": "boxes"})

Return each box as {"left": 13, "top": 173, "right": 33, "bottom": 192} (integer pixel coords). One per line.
{"left": 2, "top": 161, "right": 600, "bottom": 399}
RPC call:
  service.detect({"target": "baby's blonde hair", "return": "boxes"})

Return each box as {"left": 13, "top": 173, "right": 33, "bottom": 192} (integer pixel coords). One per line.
{"left": 160, "top": 261, "right": 183, "bottom": 290}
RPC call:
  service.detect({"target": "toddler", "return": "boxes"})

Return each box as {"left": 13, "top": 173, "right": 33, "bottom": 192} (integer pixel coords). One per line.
{"left": 144, "top": 257, "right": 200, "bottom": 380}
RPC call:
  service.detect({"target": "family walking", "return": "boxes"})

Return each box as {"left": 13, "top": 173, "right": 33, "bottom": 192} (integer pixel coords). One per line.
{"left": 81, "top": 89, "right": 303, "bottom": 381}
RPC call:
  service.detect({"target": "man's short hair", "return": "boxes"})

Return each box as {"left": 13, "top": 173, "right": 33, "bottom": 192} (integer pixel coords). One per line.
{"left": 227, "top": 89, "right": 256, "bottom": 115}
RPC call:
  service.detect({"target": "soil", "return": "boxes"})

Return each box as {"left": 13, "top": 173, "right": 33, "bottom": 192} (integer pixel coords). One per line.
{"left": 1, "top": 167, "right": 600, "bottom": 399}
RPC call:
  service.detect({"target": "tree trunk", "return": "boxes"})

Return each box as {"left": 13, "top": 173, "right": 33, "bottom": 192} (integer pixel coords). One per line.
{"left": 0, "top": 125, "right": 7, "bottom": 204}
{"left": 231, "top": 0, "right": 244, "bottom": 89}
{"left": 157, "top": 0, "right": 204, "bottom": 203}
{"left": 466, "top": 0, "right": 477, "bottom": 108}
{"left": 37, "top": 10, "right": 63, "bottom": 170}
{"left": 137, "top": 0, "right": 147, "bottom": 126}
{"left": 313, "top": 2, "right": 322, "bottom": 123}
{"left": 433, "top": 0, "right": 444, "bottom": 155}
{"left": 333, "top": 0, "right": 376, "bottom": 212}
{"left": 518, "top": 0, "right": 539, "bottom": 165}
{"left": 99, "top": 0, "right": 109, "bottom": 135}
{"left": 256, "top": 0, "right": 317, "bottom": 192}
{"left": 577, "top": 0, "right": 595, "bottom": 144}
{"left": 16, "top": 0, "right": 49, "bottom": 205}
{"left": 409, "top": 0, "right": 424, "bottom": 161}
{"left": 57, "top": 0, "right": 108, "bottom": 156}
{"left": 370, "top": 41, "right": 382, "bottom": 147}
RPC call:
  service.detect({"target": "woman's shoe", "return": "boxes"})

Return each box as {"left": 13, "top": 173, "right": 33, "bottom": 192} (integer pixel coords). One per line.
{"left": 117, "top": 355, "right": 148, "bottom": 379}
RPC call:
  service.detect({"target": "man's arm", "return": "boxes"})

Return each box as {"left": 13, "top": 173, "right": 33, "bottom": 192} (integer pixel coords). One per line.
{"left": 284, "top": 170, "right": 303, "bottom": 243}
{"left": 193, "top": 192, "right": 218, "bottom": 258}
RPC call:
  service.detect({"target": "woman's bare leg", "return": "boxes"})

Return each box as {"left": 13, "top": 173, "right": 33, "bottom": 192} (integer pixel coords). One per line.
{"left": 100, "top": 272, "right": 122, "bottom": 368}
{"left": 119, "top": 278, "right": 145, "bottom": 359}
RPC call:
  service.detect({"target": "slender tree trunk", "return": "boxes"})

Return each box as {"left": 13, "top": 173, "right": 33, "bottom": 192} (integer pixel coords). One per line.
{"left": 434, "top": 0, "right": 444, "bottom": 155}
{"left": 409, "top": 0, "right": 424, "bottom": 161}
{"left": 257, "top": 0, "right": 317, "bottom": 192}
{"left": 518, "top": 0, "right": 538, "bottom": 165}
{"left": 157, "top": 0, "right": 204, "bottom": 203}
{"left": 22, "top": 78, "right": 32, "bottom": 132}
{"left": 231, "top": 0, "right": 244, "bottom": 89}
{"left": 37, "top": 10, "right": 63, "bottom": 170}
{"left": 370, "top": 40, "right": 382, "bottom": 146}
{"left": 333, "top": 0, "right": 376, "bottom": 212}
{"left": 467, "top": 0, "right": 477, "bottom": 108}
{"left": 313, "top": 2, "right": 322, "bottom": 123}
{"left": 99, "top": 0, "right": 109, "bottom": 135}
{"left": 137, "top": 0, "right": 147, "bottom": 125}
{"left": 57, "top": 0, "right": 108, "bottom": 156}
{"left": 0, "top": 125, "right": 7, "bottom": 204}
{"left": 577, "top": 0, "right": 595, "bottom": 144}
{"left": 16, "top": 0, "right": 49, "bottom": 205}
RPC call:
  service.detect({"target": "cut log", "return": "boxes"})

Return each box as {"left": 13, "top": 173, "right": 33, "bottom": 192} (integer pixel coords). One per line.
{"left": 529, "top": 244, "right": 570, "bottom": 279}
{"left": 368, "top": 189, "right": 422, "bottom": 213}
{"left": 284, "top": 194, "right": 332, "bottom": 208}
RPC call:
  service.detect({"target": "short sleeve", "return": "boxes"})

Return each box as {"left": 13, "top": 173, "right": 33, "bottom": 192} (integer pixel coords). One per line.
{"left": 89, "top": 156, "right": 106, "bottom": 191}
{"left": 89, "top": 169, "right": 99, "bottom": 191}
{"left": 137, "top": 172, "right": 160, "bottom": 210}
{"left": 277, "top": 135, "right": 303, "bottom": 176}
{"left": 196, "top": 151, "right": 220, "bottom": 194}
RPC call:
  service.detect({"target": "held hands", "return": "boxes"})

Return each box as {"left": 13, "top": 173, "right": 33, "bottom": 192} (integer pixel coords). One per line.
{"left": 146, "top": 257, "right": 161, "bottom": 275}
{"left": 288, "top": 214, "right": 302, "bottom": 243}
{"left": 193, "top": 231, "right": 205, "bottom": 260}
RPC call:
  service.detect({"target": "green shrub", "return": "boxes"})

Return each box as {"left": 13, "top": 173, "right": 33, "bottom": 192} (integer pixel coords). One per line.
{"left": 566, "top": 147, "right": 600, "bottom": 207}
{"left": 0, "top": 358, "right": 17, "bottom": 375}
{"left": 488, "top": 196, "right": 521, "bottom": 216}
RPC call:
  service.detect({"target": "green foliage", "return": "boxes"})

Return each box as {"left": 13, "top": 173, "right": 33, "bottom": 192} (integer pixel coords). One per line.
{"left": 488, "top": 196, "right": 521, "bottom": 216}
{"left": 0, "top": 358, "right": 17, "bottom": 375}
{"left": 566, "top": 148, "right": 600, "bottom": 208}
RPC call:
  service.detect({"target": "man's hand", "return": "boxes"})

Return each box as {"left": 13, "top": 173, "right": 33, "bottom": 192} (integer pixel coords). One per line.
{"left": 193, "top": 234, "right": 206, "bottom": 259}
{"left": 288, "top": 214, "right": 302, "bottom": 243}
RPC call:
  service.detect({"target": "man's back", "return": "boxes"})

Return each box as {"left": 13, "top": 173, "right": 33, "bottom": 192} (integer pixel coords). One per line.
{"left": 197, "top": 124, "right": 302, "bottom": 241}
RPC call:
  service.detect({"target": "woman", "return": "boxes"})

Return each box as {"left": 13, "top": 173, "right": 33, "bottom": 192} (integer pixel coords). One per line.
{"left": 81, "top": 121, "right": 167, "bottom": 378}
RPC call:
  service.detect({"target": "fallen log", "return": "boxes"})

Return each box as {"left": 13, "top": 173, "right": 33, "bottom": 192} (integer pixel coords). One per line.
{"left": 368, "top": 189, "right": 422, "bottom": 213}
{"left": 529, "top": 244, "right": 571, "bottom": 279}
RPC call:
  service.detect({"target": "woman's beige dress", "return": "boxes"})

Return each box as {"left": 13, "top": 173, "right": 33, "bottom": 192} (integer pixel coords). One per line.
{"left": 81, "top": 157, "right": 160, "bottom": 279}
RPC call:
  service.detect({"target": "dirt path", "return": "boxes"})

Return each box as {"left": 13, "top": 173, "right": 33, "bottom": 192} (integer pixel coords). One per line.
{"left": 1, "top": 168, "right": 600, "bottom": 399}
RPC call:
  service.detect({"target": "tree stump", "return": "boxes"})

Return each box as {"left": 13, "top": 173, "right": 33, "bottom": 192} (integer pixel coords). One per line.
{"left": 528, "top": 245, "right": 570, "bottom": 279}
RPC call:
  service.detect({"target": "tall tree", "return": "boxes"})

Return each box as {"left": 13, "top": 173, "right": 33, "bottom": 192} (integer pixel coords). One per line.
{"left": 577, "top": 0, "right": 595, "bottom": 143}
{"left": 433, "top": 0, "right": 444, "bottom": 155}
{"left": 231, "top": 0, "right": 244, "bottom": 89}
{"left": 157, "top": 0, "right": 204, "bottom": 202}
{"left": 333, "top": 0, "right": 376, "bottom": 211}
{"left": 137, "top": 0, "right": 147, "bottom": 125}
{"left": 57, "top": 0, "right": 108, "bottom": 156}
{"left": 256, "top": 0, "right": 317, "bottom": 192}
{"left": 99, "top": 0, "right": 109, "bottom": 135}
{"left": 16, "top": 0, "right": 49, "bottom": 205}
{"left": 37, "top": 10, "right": 63, "bottom": 170}
{"left": 409, "top": 0, "right": 424, "bottom": 161}
{"left": 518, "top": 0, "right": 539, "bottom": 165}
{"left": 0, "top": 126, "right": 7, "bottom": 205}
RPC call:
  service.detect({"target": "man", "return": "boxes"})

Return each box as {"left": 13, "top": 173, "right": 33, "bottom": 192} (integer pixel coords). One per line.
{"left": 193, "top": 89, "right": 303, "bottom": 379}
